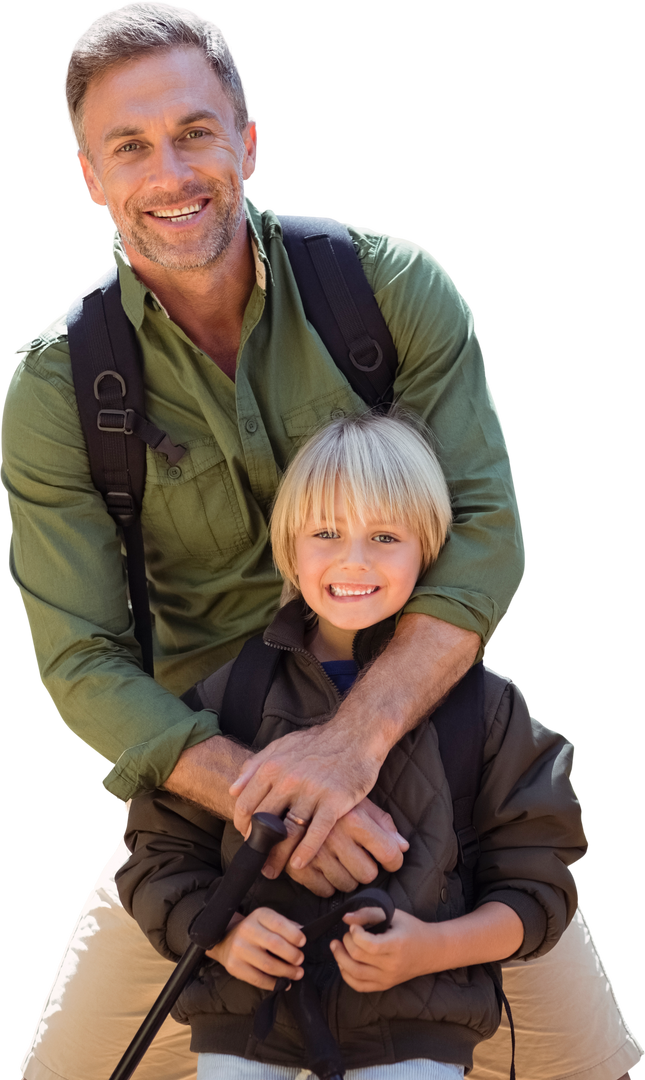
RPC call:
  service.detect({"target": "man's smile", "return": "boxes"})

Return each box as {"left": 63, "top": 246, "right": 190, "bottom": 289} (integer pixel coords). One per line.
{"left": 146, "top": 198, "right": 210, "bottom": 224}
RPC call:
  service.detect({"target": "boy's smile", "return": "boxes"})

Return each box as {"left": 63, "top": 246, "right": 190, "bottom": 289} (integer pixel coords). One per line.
{"left": 295, "top": 491, "right": 423, "bottom": 662}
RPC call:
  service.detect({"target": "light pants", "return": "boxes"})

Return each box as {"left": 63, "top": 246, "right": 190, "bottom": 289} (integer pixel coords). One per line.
{"left": 21, "top": 846, "right": 642, "bottom": 1080}
{"left": 196, "top": 1057, "right": 464, "bottom": 1080}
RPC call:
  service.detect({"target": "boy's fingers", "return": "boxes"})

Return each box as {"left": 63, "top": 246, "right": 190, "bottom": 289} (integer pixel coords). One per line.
{"left": 330, "top": 939, "right": 375, "bottom": 979}
{"left": 343, "top": 907, "right": 389, "bottom": 929}
{"left": 255, "top": 908, "right": 306, "bottom": 948}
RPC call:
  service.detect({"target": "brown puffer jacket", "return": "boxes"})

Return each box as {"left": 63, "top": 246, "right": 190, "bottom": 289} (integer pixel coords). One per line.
{"left": 117, "top": 601, "right": 586, "bottom": 1069}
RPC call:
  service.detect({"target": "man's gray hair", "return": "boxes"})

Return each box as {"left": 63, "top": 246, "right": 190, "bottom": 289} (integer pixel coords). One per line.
{"left": 67, "top": 3, "right": 248, "bottom": 155}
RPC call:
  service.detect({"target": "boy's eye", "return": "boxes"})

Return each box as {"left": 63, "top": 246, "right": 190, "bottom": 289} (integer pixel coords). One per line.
{"left": 314, "top": 530, "right": 340, "bottom": 540}
{"left": 373, "top": 533, "right": 397, "bottom": 543}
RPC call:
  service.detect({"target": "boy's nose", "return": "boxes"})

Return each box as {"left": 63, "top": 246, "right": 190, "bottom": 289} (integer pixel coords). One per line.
{"left": 339, "top": 539, "right": 371, "bottom": 569}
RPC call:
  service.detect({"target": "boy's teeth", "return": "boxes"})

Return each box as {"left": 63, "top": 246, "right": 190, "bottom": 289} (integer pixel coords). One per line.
{"left": 151, "top": 203, "right": 202, "bottom": 219}
{"left": 330, "top": 585, "right": 377, "bottom": 596}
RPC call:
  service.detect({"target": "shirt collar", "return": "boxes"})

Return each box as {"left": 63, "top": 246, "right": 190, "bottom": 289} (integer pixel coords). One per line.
{"left": 114, "top": 197, "right": 273, "bottom": 332}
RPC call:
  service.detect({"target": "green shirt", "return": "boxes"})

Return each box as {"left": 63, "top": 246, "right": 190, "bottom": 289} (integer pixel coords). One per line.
{"left": 2, "top": 202, "right": 523, "bottom": 800}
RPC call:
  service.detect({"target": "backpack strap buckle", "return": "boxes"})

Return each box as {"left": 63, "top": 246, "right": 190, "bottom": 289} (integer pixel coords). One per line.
{"left": 456, "top": 824, "right": 481, "bottom": 869}
{"left": 97, "top": 408, "right": 134, "bottom": 434}
{"left": 106, "top": 490, "right": 136, "bottom": 526}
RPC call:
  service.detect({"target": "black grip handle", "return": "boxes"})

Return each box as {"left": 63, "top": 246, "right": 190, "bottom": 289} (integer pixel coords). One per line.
{"left": 189, "top": 812, "right": 287, "bottom": 950}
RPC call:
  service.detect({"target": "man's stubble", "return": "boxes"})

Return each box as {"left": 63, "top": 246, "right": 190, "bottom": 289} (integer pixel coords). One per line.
{"left": 109, "top": 174, "right": 245, "bottom": 272}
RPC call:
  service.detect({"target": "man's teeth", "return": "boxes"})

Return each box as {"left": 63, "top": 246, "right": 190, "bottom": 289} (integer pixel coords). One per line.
{"left": 151, "top": 203, "right": 203, "bottom": 221}
{"left": 329, "top": 585, "right": 377, "bottom": 596}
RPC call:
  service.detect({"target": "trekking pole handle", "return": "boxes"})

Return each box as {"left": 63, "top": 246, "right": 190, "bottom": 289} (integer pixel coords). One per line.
{"left": 189, "top": 812, "right": 288, "bottom": 949}
{"left": 108, "top": 812, "right": 287, "bottom": 1080}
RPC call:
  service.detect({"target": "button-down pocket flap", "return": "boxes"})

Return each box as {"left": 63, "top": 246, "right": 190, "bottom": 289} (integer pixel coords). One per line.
{"left": 281, "top": 388, "right": 366, "bottom": 441}
{"left": 145, "top": 436, "right": 225, "bottom": 485}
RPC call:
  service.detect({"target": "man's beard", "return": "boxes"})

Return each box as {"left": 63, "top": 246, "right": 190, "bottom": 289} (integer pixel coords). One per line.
{"left": 110, "top": 174, "right": 245, "bottom": 271}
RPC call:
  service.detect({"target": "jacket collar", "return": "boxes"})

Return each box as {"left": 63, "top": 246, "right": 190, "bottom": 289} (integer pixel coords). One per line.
{"left": 263, "top": 599, "right": 396, "bottom": 668}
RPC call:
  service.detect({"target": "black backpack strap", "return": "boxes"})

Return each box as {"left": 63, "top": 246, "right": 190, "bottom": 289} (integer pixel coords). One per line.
{"left": 279, "top": 216, "right": 398, "bottom": 408}
{"left": 432, "top": 662, "right": 486, "bottom": 911}
{"left": 67, "top": 268, "right": 185, "bottom": 677}
{"left": 217, "top": 636, "right": 282, "bottom": 744}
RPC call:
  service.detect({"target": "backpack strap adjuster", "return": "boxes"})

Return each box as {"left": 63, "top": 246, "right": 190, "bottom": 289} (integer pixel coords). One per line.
{"left": 456, "top": 824, "right": 481, "bottom": 869}
{"left": 97, "top": 408, "right": 134, "bottom": 434}
{"left": 106, "top": 490, "right": 137, "bottom": 526}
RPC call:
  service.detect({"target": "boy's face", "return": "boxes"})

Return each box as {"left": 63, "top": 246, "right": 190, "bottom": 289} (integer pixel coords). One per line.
{"left": 295, "top": 490, "right": 423, "bottom": 637}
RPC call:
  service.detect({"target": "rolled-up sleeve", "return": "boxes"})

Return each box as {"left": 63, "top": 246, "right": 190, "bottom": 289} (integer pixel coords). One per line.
{"left": 357, "top": 231, "right": 524, "bottom": 651}
{"left": 2, "top": 350, "right": 221, "bottom": 799}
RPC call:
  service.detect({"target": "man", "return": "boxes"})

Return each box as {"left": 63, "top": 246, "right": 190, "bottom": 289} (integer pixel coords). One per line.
{"left": 2, "top": 5, "right": 639, "bottom": 1080}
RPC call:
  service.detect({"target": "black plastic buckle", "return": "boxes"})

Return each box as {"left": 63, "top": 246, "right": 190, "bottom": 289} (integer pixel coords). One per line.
{"left": 456, "top": 825, "right": 481, "bottom": 869}
{"left": 97, "top": 408, "right": 134, "bottom": 434}
{"left": 106, "top": 490, "right": 136, "bottom": 527}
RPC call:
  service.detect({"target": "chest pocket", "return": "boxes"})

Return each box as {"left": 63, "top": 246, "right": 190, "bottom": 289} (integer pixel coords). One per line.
{"left": 281, "top": 387, "right": 367, "bottom": 446}
{"left": 141, "top": 436, "right": 251, "bottom": 562}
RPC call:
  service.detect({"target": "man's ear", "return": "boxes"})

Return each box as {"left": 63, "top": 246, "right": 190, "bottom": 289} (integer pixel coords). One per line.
{"left": 241, "top": 121, "right": 258, "bottom": 181}
{"left": 78, "top": 150, "right": 107, "bottom": 206}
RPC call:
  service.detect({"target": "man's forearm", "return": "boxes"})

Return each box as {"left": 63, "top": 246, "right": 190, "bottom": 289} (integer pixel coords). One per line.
{"left": 334, "top": 612, "right": 480, "bottom": 762}
{"left": 164, "top": 734, "right": 252, "bottom": 817}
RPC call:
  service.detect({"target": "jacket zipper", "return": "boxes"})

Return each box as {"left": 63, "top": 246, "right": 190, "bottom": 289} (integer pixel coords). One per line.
{"left": 263, "top": 639, "right": 344, "bottom": 701}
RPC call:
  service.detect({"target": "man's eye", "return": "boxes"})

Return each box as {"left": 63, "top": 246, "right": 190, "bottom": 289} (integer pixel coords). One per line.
{"left": 119, "top": 142, "right": 140, "bottom": 153}
{"left": 185, "top": 129, "right": 206, "bottom": 140}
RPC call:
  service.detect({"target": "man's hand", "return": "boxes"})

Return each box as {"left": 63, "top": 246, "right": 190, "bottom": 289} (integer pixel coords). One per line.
{"left": 231, "top": 614, "right": 479, "bottom": 868}
{"left": 263, "top": 798, "right": 409, "bottom": 897}
{"left": 232, "top": 719, "right": 383, "bottom": 871}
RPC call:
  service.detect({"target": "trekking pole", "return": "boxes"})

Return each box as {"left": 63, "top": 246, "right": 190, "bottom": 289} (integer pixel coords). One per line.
{"left": 109, "top": 812, "right": 288, "bottom": 1080}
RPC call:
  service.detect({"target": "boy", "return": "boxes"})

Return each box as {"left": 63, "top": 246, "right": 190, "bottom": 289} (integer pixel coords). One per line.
{"left": 117, "top": 412, "right": 586, "bottom": 1079}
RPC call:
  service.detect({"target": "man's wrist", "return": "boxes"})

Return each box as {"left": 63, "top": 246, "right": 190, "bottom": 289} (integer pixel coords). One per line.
{"left": 165, "top": 734, "right": 252, "bottom": 818}
{"left": 331, "top": 613, "right": 480, "bottom": 764}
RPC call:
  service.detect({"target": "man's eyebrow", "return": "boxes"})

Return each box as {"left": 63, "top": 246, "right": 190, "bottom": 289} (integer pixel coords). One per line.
{"left": 104, "top": 111, "right": 221, "bottom": 144}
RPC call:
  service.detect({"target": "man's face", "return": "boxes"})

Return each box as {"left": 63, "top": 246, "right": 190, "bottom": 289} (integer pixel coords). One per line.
{"left": 79, "top": 46, "right": 257, "bottom": 271}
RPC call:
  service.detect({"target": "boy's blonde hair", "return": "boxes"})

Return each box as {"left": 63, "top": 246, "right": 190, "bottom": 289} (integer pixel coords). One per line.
{"left": 271, "top": 411, "right": 452, "bottom": 600}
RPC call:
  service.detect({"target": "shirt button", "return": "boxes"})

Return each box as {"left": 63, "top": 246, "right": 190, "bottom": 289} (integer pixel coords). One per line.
{"left": 440, "top": 887, "right": 448, "bottom": 904}
{"left": 245, "top": 418, "right": 258, "bottom": 434}
{"left": 330, "top": 408, "right": 345, "bottom": 420}
{"left": 168, "top": 465, "right": 182, "bottom": 479}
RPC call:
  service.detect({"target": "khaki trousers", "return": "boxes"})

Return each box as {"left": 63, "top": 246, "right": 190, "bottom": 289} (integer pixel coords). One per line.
{"left": 22, "top": 846, "right": 641, "bottom": 1080}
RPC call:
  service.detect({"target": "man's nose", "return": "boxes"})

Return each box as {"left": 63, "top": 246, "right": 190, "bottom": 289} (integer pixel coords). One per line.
{"left": 146, "top": 139, "right": 194, "bottom": 190}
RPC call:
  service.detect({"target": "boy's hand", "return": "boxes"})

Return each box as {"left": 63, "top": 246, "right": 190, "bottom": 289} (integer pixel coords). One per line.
{"left": 207, "top": 908, "right": 306, "bottom": 991}
{"left": 330, "top": 907, "right": 431, "bottom": 992}
{"left": 330, "top": 901, "right": 525, "bottom": 991}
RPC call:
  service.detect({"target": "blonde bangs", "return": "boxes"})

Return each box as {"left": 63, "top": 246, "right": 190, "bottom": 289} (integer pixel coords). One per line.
{"left": 271, "top": 411, "right": 452, "bottom": 592}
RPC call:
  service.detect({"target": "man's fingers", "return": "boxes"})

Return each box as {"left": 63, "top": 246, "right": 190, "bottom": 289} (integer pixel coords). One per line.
{"left": 232, "top": 766, "right": 287, "bottom": 833}
{"left": 261, "top": 821, "right": 302, "bottom": 879}
{"left": 341, "top": 804, "right": 405, "bottom": 872}
{"left": 286, "top": 860, "right": 336, "bottom": 898}
{"left": 360, "top": 801, "right": 409, "bottom": 852}
{"left": 289, "top": 806, "right": 338, "bottom": 870}
{"left": 310, "top": 847, "right": 360, "bottom": 893}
